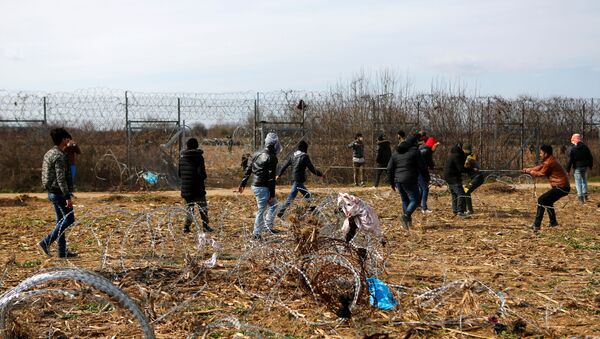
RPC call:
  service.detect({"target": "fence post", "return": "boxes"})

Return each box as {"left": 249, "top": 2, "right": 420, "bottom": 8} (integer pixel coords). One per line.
{"left": 125, "top": 91, "right": 130, "bottom": 170}
{"left": 254, "top": 92, "right": 259, "bottom": 149}
{"left": 581, "top": 101, "right": 586, "bottom": 139}
{"left": 177, "top": 97, "right": 182, "bottom": 153}
{"left": 43, "top": 96, "right": 47, "bottom": 125}
{"left": 521, "top": 101, "right": 525, "bottom": 169}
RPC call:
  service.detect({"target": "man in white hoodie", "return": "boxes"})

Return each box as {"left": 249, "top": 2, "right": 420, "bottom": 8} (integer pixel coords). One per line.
{"left": 276, "top": 140, "right": 324, "bottom": 218}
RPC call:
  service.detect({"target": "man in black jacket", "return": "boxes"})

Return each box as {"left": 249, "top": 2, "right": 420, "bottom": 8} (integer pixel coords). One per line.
{"left": 373, "top": 134, "right": 391, "bottom": 187}
{"left": 566, "top": 133, "right": 594, "bottom": 203}
{"left": 179, "top": 138, "right": 212, "bottom": 233}
{"left": 444, "top": 143, "right": 468, "bottom": 217}
{"left": 276, "top": 140, "right": 324, "bottom": 217}
{"left": 237, "top": 132, "right": 282, "bottom": 239}
{"left": 388, "top": 136, "right": 428, "bottom": 229}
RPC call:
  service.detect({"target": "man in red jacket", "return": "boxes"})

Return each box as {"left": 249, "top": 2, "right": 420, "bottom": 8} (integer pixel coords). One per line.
{"left": 522, "top": 145, "right": 570, "bottom": 232}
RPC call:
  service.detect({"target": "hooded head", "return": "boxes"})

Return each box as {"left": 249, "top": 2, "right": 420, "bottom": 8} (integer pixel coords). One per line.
{"left": 405, "top": 135, "right": 419, "bottom": 147}
{"left": 571, "top": 133, "right": 581, "bottom": 145}
{"left": 186, "top": 138, "right": 199, "bottom": 150}
{"left": 265, "top": 132, "right": 281, "bottom": 154}
{"left": 396, "top": 141, "right": 410, "bottom": 154}
{"left": 297, "top": 140, "right": 308, "bottom": 153}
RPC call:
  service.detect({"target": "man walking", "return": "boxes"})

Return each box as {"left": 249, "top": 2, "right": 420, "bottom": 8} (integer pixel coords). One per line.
{"left": 523, "top": 145, "right": 570, "bottom": 232}
{"left": 276, "top": 140, "right": 324, "bottom": 217}
{"left": 39, "top": 128, "right": 77, "bottom": 258}
{"left": 179, "top": 137, "right": 212, "bottom": 233}
{"left": 566, "top": 133, "right": 593, "bottom": 203}
{"left": 237, "top": 132, "right": 282, "bottom": 240}
{"left": 388, "top": 136, "right": 428, "bottom": 229}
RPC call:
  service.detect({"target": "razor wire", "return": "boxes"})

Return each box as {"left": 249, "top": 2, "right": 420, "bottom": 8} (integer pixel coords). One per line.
{"left": 0, "top": 267, "right": 155, "bottom": 339}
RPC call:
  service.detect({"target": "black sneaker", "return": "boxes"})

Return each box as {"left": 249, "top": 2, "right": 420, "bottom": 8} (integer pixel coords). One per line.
{"left": 269, "top": 228, "right": 284, "bottom": 234}
{"left": 457, "top": 212, "right": 470, "bottom": 218}
{"left": 39, "top": 241, "right": 51, "bottom": 257}
{"left": 59, "top": 251, "right": 78, "bottom": 258}
{"left": 400, "top": 215, "right": 410, "bottom": 229}
{"left": 203, "top": 225, "right": 214, "bottom": 232}
{"left": 183, "top": 226, "right": 191, "bottom": 233}
{"left": 548, "top": 222, "right": 558, "bottom": 228}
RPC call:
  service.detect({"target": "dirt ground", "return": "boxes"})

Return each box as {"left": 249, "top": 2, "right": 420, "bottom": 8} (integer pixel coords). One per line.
{"left": 0, "top": 183, "right": 598, "bottom": 338}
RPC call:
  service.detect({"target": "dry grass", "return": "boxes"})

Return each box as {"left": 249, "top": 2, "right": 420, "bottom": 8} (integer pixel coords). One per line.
{"left": 0, "top": 185, "right": 598, "bottom": 337}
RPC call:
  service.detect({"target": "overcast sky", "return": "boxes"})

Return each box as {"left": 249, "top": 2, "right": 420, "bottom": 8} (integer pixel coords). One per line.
{"left": 1, "top": 0, "right": 598, "bottom": 97}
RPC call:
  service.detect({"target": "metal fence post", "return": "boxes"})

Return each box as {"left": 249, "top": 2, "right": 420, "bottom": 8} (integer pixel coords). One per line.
{"left": 521, "top": 101, "right": 525, "bottom": 169}
{"left": 43, "top": 96, "right": 47, "bottom": 125}
{"left": 125, "top": 91, "right": 130, "bottom": 170}
{"left": 177, "top": 97, "right": 182, "bottom": 153}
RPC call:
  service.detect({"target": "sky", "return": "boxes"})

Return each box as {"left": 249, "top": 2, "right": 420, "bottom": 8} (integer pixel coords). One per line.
{"left": 1, "top": 0, "right": 599, "bottom": 97}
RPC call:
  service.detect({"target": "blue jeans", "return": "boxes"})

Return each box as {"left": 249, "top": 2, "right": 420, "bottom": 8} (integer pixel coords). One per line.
{"left": 417, "top": 174, "right": 429, "bottom": 210}
{"left": 70, "top": 164, "right": 77, "bottom": 185}
{"left": 42, "top": 193, "right": 75, "bottom": 256}
{"left": 279, "top": 181, "right": 310, "bottom": 216}
{"left": 573, "top": 167, "right": 588, "bottom": 197}
{"left": 395, "top": 182, "right": 420, "bottom": 217}
{"left": 251, "top": 186, "right": 278, "bottom": 236}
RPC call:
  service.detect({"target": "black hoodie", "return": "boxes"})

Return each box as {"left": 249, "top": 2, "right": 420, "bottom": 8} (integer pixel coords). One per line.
{"left": 444, "top": 144, "right": 466, "bottom": 184}
{"left": 387, "top": 140, "right": 427, "bottom": 184}
{"left": 566, "top": 142, "right": 593, "bottom": 170}
{"left": 178, "top": 148, "right": 207, "bottom": 198}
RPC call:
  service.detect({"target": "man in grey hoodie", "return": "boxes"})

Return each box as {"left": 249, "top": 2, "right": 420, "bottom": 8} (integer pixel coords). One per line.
{"left": 39, "top": 128, "right": 77, "bottom": 258}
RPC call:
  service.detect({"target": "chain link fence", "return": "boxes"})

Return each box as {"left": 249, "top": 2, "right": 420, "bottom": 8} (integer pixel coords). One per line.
{"left": 1, "top": 88, "right": 598, "bottom": 191}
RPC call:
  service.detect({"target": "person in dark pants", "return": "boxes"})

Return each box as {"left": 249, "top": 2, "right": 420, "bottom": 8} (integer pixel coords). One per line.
{"left": 565, "top": 133, "right": 593, "bottom": 203}
{"left": 276, "top": 140, "right": 324, "bottom": 217}
{"left": 373, "top": 134, "right": 391, "bottom": 187}
{"left": 417, "top": 134, "right": 435, "bottom": 213}
{"left": 444, "top": 143, "right": 468, "bottom": 217}
{"left": 388, "top": 136, "right": 428, "bottom": 229}
{"left": 39, "top": 128, "right": 77, "bottom": 258}
{"left": 462, "top": 143, "right": 485, "bottom": 214}
{"left": 237, "top": 132, "right": 282, "bottom": 240}
{"left": 523, "top": 145, "right": 570, "bottom": 232}
{"left": 348, "top": 133, "right": 365, "bottom": 186}
{"left": 64, "top": 138, "right": 81, "bottom": 190}
{"left": 179, "top": 138, "right": 212, "bottom": 233}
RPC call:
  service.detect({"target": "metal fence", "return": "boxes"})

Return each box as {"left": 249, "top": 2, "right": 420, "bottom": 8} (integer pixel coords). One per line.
{"left": 1, "top": 89, "right": 598, "bottom": 191}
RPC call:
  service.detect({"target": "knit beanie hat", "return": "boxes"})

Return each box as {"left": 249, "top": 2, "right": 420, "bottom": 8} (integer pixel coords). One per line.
{"left": 265, "top": 132, "right": 281, "bottom": 154}
{"left": 462, "top": 143, "right": 472, "bottom": 154}
{"left": 571, "top": 133, "right": 581, "bottom": 145}
{"left": 297, "top": 140, "right": 308, "bottom": 153}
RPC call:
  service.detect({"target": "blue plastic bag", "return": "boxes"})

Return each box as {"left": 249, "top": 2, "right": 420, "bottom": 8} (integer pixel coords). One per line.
{"left": 367, "top": 277, "right": 397, "bottom": 310}
{"left": 142, "top": 171, "right": 159, "bottom": 185}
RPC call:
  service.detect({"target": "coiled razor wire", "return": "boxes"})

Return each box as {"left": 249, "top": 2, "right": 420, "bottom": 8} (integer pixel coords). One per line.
{"left": 0, "top": 268, "right": 155, "bottom": 339}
